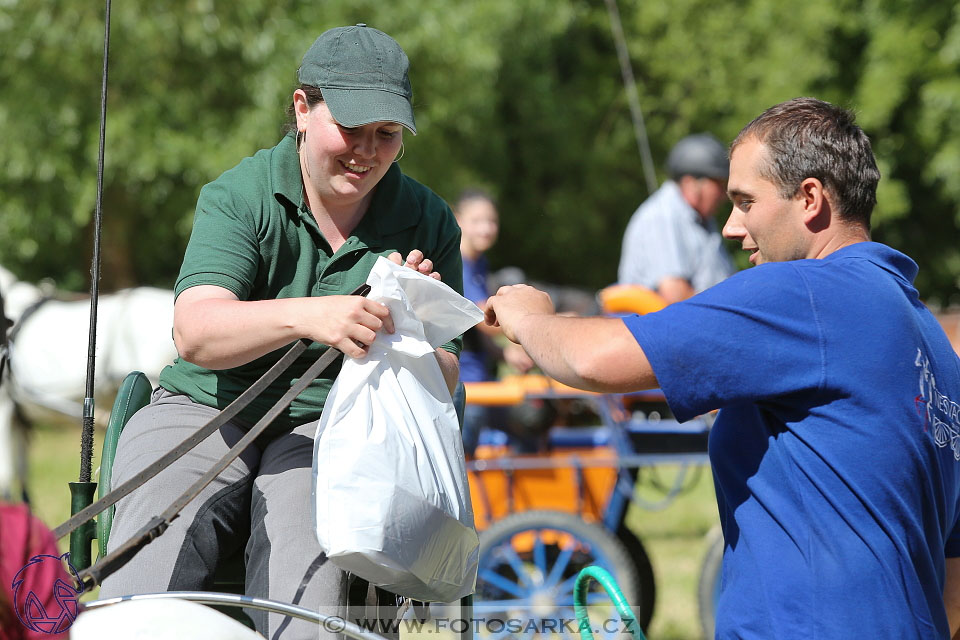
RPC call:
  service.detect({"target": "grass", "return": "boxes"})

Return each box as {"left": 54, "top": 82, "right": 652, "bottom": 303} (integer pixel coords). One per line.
{"left": 23, "top": 419, "right": 719, "bottom": 639}
{"left": 26, "top": 417, "right": 101, "bottom": 532}
{"left": 25, "top": 416, "right": 103, "bottom": 603}
{"left": 627, "top": 465, "right": 718, "bottom": 640}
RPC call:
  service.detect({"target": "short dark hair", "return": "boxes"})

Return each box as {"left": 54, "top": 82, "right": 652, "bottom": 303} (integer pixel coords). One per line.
{"left": 454, "top": 188, "right": 496, "bottom": 216}
{"left": 285, "top": 83, "right": 324, "bottom": 133}
{"left": 731, "top": 97, "right": 880, "bottom": 225}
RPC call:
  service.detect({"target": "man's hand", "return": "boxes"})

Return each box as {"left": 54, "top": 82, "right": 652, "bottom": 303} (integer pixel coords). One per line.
{"left": 484, "top": 284, "right": 556, "bottom": 343}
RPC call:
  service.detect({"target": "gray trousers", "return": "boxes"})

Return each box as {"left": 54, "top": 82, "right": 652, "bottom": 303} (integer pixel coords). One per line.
{"left": 99, "top": 388, "right": 401, "bottom": 640}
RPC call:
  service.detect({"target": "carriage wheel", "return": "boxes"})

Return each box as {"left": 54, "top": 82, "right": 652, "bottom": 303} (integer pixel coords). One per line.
{"left": 696, "top": 525, "right": 723, "bottom": 639}
{"left": 613, "top": 525, "right": 656, "bottom": 630}
{"left": 476, "top": 510, "right": 647, "bottom": 639}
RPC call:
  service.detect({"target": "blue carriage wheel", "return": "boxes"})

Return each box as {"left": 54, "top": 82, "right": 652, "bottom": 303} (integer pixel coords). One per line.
{"left": 476, "top": 510, "right": 647, "bottom": 639}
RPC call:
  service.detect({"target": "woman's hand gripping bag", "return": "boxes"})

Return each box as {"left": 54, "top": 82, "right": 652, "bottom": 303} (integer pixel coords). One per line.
{"left": 312, "top": 257, "right": 484, "bottom": 602}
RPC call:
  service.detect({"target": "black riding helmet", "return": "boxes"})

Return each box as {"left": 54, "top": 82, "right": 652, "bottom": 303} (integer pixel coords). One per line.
{"left": 666, "top": 133, "right": 729, "bottom": 181}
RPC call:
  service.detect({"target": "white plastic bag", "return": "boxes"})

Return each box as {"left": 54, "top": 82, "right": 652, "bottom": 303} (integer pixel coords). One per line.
{"left": 312, "top": 257, "right": 484, "bottom": 602}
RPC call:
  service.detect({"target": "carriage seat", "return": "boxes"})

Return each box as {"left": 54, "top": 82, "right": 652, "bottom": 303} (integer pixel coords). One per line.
{"left": 97, "top": 371, "right": 152, "bottom": 557}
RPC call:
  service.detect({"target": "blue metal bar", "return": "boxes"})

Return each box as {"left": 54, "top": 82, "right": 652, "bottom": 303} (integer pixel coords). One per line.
{"left": 468, "top": 453, "right": 708, "bottom": 472}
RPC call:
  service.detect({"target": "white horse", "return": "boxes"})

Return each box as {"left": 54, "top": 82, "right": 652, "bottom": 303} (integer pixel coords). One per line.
{"left": 0, "top": 265, "right": 177, "bottom": 498}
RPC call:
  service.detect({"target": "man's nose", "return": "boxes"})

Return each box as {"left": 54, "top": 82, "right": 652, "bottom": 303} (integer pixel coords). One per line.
{"left": 722, "top": 209, "right": 745, "bottom": 240}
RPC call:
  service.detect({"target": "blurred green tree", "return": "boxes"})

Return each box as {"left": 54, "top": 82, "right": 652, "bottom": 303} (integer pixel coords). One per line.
{"left": 0, "top": 0, "right": 957, "bottom": 303}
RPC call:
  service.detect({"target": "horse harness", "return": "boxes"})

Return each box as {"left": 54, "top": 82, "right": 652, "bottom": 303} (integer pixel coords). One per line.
{"left": 54, "top": 283, "right": 371, "bottom": 591}
{"left": 0, "top": 286, "right": 8, "bottom": 385}
{"left": 0, "top": 289, "right": 56, "bottom": 380}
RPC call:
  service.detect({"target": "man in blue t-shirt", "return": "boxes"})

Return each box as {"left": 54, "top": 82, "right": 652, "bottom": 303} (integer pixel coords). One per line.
{"left": 484, "top": 98, "right": 960, "bottom": 638}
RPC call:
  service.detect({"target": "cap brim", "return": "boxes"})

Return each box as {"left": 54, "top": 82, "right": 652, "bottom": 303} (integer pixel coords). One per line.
{"left": 321, "top": 88, "right": 417, "bottom": 135}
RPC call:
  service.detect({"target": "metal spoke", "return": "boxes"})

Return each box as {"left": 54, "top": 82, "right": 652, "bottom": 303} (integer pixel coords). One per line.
{"left": 496, "top": 543, "right": 535, "bottom": 589}
{"left": 477, "top": 568, "right": 527, "bottom": 599}
{"left": 554, "top": 571, "right": 581, "bottom": 598}
{"left": 544, "top": 545, "right": 575, "bottom": 589}
{"left": 533, "top": 535, "right": 547, "bottom": 576}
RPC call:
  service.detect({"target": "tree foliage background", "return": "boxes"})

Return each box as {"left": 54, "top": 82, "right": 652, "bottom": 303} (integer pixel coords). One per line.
{"left": 2, "top": 0, "right": 959, "bottom": 303}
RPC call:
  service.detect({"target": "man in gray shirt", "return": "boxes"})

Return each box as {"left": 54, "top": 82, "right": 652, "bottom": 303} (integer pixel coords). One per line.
{"left": 617, "top": 134, "right": 735, "bottom": 303}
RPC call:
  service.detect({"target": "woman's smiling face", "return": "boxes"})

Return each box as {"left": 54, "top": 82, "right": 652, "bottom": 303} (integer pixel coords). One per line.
{"left": 296, "top": 96, "right": 403, "bottom": 211}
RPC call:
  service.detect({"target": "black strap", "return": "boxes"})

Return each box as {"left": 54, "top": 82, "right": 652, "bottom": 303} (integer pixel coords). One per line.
{"left": 0, "top": 285, "right": 7, "bottom": 385}
{"left": 77, "top": 336, "right": 353, "bottom": 589}
{"left": 0, "top": 283, "right": 10, "bottom": 346}
{"left": 53, "top": 283, "right": 370, "bottom": 541}
{"left": 7, "top": 295, "right": 53, "bottom": 344}
{"left": 2, "top": 295, "right": 54, "bottom": 391}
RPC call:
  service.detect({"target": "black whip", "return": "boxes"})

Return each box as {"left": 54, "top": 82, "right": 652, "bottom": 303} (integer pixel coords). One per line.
{"left": 80, "top": 0, "right": 112, "bottom": 483}
{"left": 69, "top": 0, "right": 112, "bottom": 571}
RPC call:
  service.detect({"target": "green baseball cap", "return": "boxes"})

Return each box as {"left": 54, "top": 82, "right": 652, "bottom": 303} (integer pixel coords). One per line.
{"left": 298, "top": 24, "right": 417, "bottom": 135}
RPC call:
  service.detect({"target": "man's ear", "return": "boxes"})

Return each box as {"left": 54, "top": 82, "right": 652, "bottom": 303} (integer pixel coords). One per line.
{"left": 798, "top": 177, "right": 829, "bottom": 230}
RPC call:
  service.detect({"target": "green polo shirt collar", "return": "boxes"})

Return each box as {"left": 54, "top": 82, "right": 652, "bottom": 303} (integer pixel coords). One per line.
{"left": 273, "top": 132, "right": 304, "bottom": 211}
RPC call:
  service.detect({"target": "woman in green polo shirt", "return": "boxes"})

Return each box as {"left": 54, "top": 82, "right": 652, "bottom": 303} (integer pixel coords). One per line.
{"left": 99, "top": 25, "right": 464, "bottom": 640}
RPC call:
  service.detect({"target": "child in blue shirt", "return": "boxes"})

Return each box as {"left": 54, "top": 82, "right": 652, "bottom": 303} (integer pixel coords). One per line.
{"left": 455, "top": 190, "right": 533, "bottom": 454}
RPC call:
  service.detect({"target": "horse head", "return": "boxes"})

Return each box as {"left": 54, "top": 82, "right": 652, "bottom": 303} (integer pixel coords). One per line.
{"left": 0, "top": 265, "right": 44, "bottom": 328}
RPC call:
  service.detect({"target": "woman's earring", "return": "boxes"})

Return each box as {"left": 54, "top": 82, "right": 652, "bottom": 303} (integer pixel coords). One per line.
{"left": 394, "top": 143, "right": 404, "bottom": 163}
{"left": 296, "top": 129, "right": 305, "bottom": 152}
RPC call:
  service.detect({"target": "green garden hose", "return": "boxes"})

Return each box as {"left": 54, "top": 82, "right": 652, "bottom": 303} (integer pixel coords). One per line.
{"left": 573, "top": 566, "right": 647, "bottom": 640}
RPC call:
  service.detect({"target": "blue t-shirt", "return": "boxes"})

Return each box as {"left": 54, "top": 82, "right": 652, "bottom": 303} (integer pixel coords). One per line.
{"left": 624, "top": 242, "right": 960, "bottom": 638}
{"left": 460, "top": 254, "right": 490, "bottom": 383}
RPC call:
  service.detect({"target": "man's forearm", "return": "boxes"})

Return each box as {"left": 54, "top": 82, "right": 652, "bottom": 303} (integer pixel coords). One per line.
{"left": 485, "top": 284, "right": 659, "bottom": 394}
{"left": 511, "top": 314, "right": 658, "bottom": 393}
